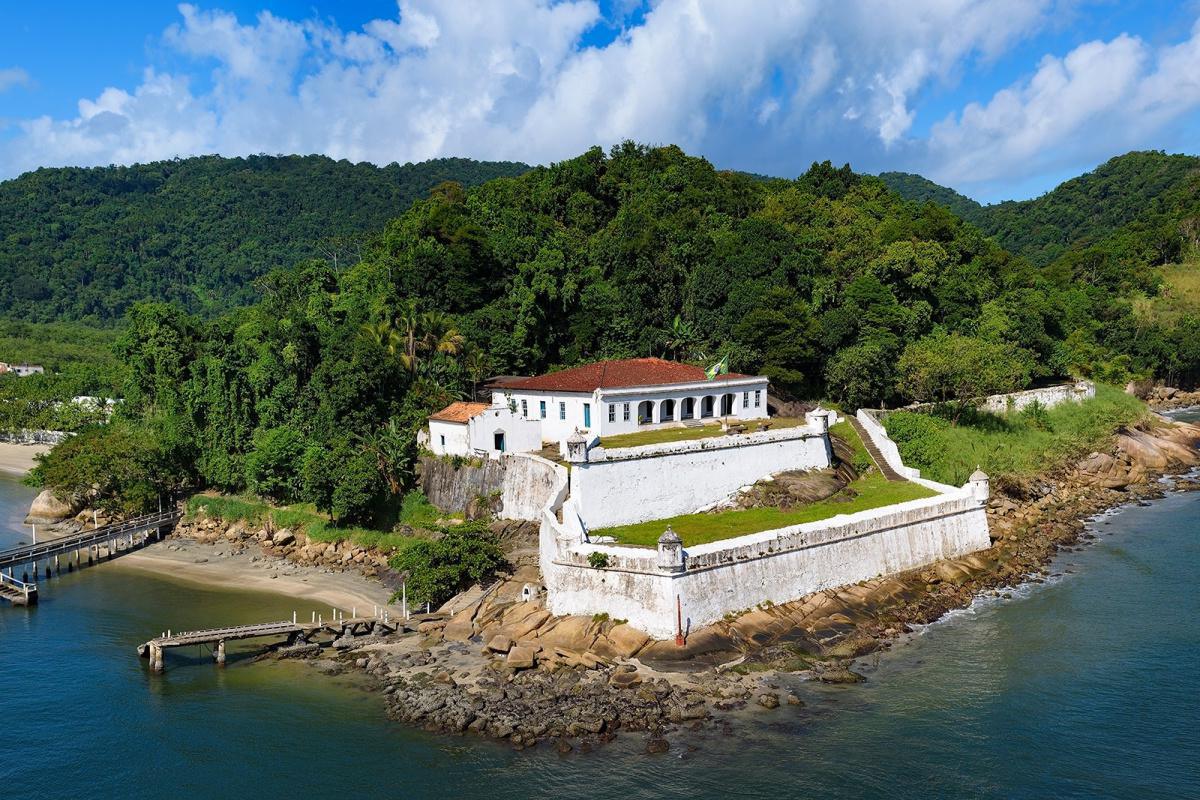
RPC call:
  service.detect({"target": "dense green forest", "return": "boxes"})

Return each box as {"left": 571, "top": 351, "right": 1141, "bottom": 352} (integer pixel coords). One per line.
{"left": 0, "top": 154, "right": 529, "bottom": 323}
{"left": 883, "top": 151, "right": 1200, "bottom": 269}
{"left": 877, "top": 171, "right": 985, "bottom": 224}
{"left": 30, "top": 143, "right": 1200, "bottom": 525}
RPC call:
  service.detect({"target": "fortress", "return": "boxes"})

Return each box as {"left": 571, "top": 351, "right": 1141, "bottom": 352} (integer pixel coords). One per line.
{"left": 424, "top": 359, "right": 1093, "bottom": 639}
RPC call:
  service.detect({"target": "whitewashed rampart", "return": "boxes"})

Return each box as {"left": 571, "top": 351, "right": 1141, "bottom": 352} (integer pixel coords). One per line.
{"left": 540, "top": 482, "right": 990, "bottom": 639}
{"left": 538, "top": 409, "right": 992, "bottom": 639}
{"left": 978, "top": 380, "right": 1094, "bottom": 413}
{"left": 568, "top": 424, "right": 832, "bottom": 529}
{"left": 499, "top": 454, "right": 562, "bottom": 521}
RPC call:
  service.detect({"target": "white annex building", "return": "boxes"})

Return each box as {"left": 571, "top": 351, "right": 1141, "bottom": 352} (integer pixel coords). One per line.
{"left": 424, "top": 357, "right": 770, "bottom": 458}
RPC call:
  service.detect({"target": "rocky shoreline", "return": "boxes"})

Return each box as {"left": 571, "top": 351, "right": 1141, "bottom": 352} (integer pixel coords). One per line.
{"left": 330, "top": 411, "right": 1200, "bottom": 751}
{"left": 28, "top": 410, "right": 1200, "bottom": 753}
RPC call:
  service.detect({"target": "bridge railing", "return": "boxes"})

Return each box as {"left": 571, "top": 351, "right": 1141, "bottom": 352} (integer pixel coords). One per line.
{"left": 0, "top": 571, "right": 36, "bottom": 597}
{"left": 0, "top": 509, "right": 182, "bottom": 568}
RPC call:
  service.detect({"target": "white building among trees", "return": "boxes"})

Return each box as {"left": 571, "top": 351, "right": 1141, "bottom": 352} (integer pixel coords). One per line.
{"left": 425, "top": 357, "right": 770, "bottom": 458}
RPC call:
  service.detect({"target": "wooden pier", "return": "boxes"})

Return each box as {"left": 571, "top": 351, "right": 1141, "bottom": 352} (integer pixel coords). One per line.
{"left": 0, "top": 510, "right": 182, "bottom": 605}
{"left": 137, "top": 613, "right": 403, "bottom": 672}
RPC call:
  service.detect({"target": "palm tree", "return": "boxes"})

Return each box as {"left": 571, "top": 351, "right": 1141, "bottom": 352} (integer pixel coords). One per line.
{"left": 419, "top": 311, "right": 465, "bottom": 359}
{"left": 361, "top": 320, "right": 400, "bottom": 356}
{"left": 463, "top": 347, "right": 491, "bottom": 400}
{"left": 394, "top": 300, "right": 421, "bottom": 374}
{"left": 360, "top": 419, "right": 412, "bottom": 496}
{"left": 664, "top": 314, "right": 698, "bottom": 360}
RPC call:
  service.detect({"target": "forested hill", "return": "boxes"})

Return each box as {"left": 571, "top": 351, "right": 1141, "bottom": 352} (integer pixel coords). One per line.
{"left": 882, "top": 151, "right": 1200, "bottom": 268}
{"left": 30, "top": 143, "right": 1200, "bottom": 523}
{"left": 877, "top": 171, "right": 984, "bottom": 225}
{"left": 0, "top": 154, "right": 530, "bottom": 323}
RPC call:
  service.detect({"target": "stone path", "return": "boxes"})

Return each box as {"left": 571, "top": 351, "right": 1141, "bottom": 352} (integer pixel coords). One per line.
{"left": 846, "top": 417, "right": 904, "bottom": 482}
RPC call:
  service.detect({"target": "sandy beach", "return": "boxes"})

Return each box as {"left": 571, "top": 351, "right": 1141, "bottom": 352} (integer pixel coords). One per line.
{"left": 0, "top": 442, "right": 49, "bottom": 476}
{"left": 115, "top": 537, "right": 400, "bottom": 616}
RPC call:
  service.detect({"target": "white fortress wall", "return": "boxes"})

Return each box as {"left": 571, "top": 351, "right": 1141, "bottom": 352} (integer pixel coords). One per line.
{"left": 541, "top": 483, "right": 991, "bottom": 639}
{"left": 569, "top": 425, "right": 832, "bottom": 530}
{"left": 498, "top": 453, "right": 563, "bottom": 521}
{"left": 978, "top": 380, "right": 1095, "bottom": 413}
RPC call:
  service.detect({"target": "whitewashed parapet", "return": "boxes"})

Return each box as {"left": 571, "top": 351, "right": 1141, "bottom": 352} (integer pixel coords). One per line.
{"left": 590, "top": 421, "right": 824, "bottom": 463}
{"left": 978, "top": 380, "right": 1094, "bottom": 413}
{"left": 499, "top": 453, "right": 563, "bottom": 521}
{"left": 541, "top": 475, "right": 991, "bottom": 639}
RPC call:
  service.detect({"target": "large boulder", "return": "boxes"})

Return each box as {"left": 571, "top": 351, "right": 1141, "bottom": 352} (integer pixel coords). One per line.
{"left": 24, "top": 490, "right": 77, "bottom": 525}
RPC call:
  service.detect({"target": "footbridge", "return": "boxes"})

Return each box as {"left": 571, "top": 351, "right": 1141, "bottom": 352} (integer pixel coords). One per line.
{"left": 137, "top": 612, "right": 402, "bottom": 672}
{"left": 0, "top": 510, "right": 182, "bottom": 604}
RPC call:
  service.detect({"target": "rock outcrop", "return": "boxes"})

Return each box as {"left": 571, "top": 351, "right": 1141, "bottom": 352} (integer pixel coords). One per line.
{"left": 24, "top": 489, "right": 79, "bottom": 525}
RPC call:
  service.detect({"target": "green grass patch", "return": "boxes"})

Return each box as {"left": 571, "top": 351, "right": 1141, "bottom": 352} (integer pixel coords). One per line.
{"left": 397, "top": 490, "right": 441, "bottom": 528}
{"left": 1132, "top": 260, "right": 1200, "bottom": 327}
{"left": 184, "top": 494, "right": 420, "bottom": 552}
{"left": 884, "top": 383, "right": 1149, "bottom": 485}
{"left": 829, "top": 419, "right": 873, "bottom": 475}
{"left": 599, "top": 417, "right": 804, "bottom": 449}
{"left": 593, "top": 472, "right": 937, "bottom": 547}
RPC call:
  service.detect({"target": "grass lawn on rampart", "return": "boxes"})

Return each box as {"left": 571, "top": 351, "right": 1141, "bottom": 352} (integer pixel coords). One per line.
{"left": 185, "top": 493, "right": 422, "bottom": 552}
{"left": 599, "top": 416, "right": 804, "bottom": 449}
{"left": 592, "top": 472, "right": 937, "bottom": 547}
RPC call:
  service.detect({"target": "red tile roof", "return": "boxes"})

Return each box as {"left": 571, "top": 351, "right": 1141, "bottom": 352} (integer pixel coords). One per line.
{"left": 429, "top": 401, "right": 490, "bottom": 423}
{"left": 501, "top": 358, "right": 752, "bottom": 393}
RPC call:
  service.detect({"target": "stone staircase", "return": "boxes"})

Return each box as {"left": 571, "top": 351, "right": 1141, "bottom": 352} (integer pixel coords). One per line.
{"left": 846, "top": 416, "right": 904, "bottom": 482}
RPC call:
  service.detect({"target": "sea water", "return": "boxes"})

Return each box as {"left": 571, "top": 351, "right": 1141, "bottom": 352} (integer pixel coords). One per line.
{"left": 1, "top": 461, "right": 1197, "bottom": 799}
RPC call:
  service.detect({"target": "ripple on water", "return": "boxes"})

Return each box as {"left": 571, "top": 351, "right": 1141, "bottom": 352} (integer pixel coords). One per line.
{"left": 1, "top": 476, "right": 1198, "bottom": 799}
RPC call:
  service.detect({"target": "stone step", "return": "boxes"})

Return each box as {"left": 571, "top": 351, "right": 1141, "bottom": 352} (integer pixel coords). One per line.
{"left": 846, "top": 417, "right": 904, "bottom": 482}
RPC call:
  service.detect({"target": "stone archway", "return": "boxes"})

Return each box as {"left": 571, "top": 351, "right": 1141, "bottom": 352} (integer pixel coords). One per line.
{"left": 659, "top": 398, "right": 676, "bottom": 422}
{"left": 701, "top": 396, "right": 715, "bottom": 418}
{"left": 681, "top": 397, "right": 695, "bottom": 420}
{"left": 638, "top": 400, "right": 654, "bottom": 425}
{"left": 720, "top": 393, "right": 735, "bottom": 416}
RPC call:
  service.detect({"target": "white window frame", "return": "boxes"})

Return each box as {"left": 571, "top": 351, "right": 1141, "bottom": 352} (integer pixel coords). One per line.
{"left": 559, "top": 402, "right": 566, "bottom": 420}
{"left": 754, "top": 390, "right": 761, "bottom": 408}
{"left": 539, "top": 400, "right": 546, "bottom": 419}
{"left": 608, "top": 404, "right": 616, "bottom": 423}
{"left": 521, "top": 399, "right": 528, "bottom": 417}
{"left": 623, "top": 402, "right": 630, "bottom": 421}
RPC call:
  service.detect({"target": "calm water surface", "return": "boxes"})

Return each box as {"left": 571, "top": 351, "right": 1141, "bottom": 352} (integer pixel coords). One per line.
{"left": 1, "top": 462, "right": 1197, "bottom": 799}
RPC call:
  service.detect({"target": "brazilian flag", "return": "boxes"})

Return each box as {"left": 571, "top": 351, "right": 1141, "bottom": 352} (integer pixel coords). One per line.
{"left": 705, "top": 354, "right": 729, "bottom": 380}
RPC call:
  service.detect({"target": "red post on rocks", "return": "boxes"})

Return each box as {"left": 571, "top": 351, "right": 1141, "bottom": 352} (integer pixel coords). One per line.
{"left": 675, "top": 596, "right": 685, "bottom": 647}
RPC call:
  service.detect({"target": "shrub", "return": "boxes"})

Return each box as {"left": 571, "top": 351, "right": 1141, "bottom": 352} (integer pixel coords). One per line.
{"left": 884, "top": 411, "right": 950, "bottom": 475}
{"left": 388, "top": 528, "right": 507, "bottom": 608}
{"left": 587, "top": 551, "right": 610, "bottom": 569}
{"left": 397, "top": 490, "right": 441, "bottom": 528}
{"left": 244, "top": 425, "right": 304, "bottom": 502}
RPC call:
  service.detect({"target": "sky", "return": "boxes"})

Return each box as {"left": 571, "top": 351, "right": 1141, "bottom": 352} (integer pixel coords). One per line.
{"left": 1, "top": 1, "right": 1199, "bottom": 202}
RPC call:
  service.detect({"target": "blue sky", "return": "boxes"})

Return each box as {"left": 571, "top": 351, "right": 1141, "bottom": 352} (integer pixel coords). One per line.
{"left": 2, "top": 1, "right": 1200, "bottom": 202}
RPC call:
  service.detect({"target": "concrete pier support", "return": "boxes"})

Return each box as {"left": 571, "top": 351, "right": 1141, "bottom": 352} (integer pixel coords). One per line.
{"left": 151, "top": 644, "right": 164, "bottom": 673}
{"left": 215, "top": 640, "right": 226, "bottom": 666}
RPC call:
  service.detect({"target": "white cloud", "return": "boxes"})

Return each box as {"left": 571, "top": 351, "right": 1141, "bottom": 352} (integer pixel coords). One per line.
{"left": 0, "top": 67, "right": 31, "bottom": 93}
{"left": 5, "top": 0, "right": 1177, "bottom": 195}
{"left": 928, "top": 20, "right": 1200, "bottom": 191}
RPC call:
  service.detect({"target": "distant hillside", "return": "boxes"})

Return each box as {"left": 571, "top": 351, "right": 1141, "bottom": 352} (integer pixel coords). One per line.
{"left": 878, "top": 171, "right": 984, "bottom": 225}
{"left": 977, "top": 151, "right": 1200, "bottom": 267}
{"left": 883, "top": 152, "right": 1200, "bottom": 269}
{"left": 0, "top": 154, "right": 530, "bottom": 323}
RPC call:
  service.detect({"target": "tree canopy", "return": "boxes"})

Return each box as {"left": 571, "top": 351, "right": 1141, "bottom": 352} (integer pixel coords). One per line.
{"left": 22, "top": 143, "right": 1200, "bottom": 521}
{"left": 0, "top": 154, "right": 529, "bottom": 323}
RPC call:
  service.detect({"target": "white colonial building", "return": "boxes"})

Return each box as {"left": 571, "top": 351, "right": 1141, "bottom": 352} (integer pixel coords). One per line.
{"left": 425, "top": 401, "right": 541, "bottom": 458}
{"left": 425, "top": 357, "right": 771, "bottom": 459}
